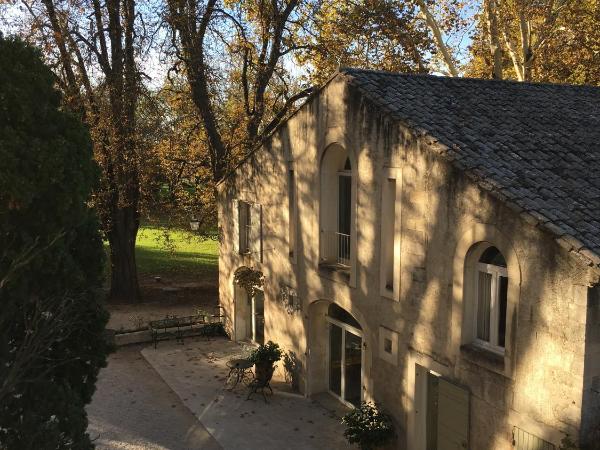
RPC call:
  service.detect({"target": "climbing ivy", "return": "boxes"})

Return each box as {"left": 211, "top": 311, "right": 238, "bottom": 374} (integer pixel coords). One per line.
{"left": 233, "top": 266, "right": 264, "bottom": 299}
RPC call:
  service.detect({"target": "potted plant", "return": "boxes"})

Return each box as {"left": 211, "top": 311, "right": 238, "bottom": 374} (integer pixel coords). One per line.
{"left": 248, "top": 341, "right": 282, "bottom": 383}
{"left": 342, "top": 402, "right": 395, "bottom": 450}
{"left": 282, "top": 350, "right": 301, "bottom": 391}
{"left": 559, "top": 436, "right": 580, "bottom": 450}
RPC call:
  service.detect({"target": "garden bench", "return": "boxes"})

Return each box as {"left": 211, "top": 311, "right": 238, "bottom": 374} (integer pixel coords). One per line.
{"left": 148, "top": 307, "right": 225, "bottom": 348}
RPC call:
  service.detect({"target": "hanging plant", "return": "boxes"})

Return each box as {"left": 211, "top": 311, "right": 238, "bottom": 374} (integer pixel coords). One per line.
{"left": 233, "top": 266, "right": 264, "bottom": 299}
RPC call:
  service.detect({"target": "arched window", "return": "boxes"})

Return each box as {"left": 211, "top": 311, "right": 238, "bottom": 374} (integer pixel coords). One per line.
{"left": 474, "top": 245, "right": 508, "bottom": 352}
{"left": 328, "top": 303, "right": 361, "bottom": 330}
{"left": 319, "top": 145, "right": 354, "bottom": 270}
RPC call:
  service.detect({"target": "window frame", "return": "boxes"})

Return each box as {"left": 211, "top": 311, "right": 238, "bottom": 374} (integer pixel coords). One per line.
{"left": 379, "top": 167, "right": 402, "bottom": 301}
{"left": 453, "top": 226, "right": 521, "bottom": 379}
{"left": 238, "top": 200, "right": 251, "bottom": 255}
{"left": 473, "top": 260, "right": 508, "bottom": 355}
{"left": 318, "top": 143, "right": 357, "bottom": 287}
{"left": 287, "top": 167, "right": 297, "bottom": 261}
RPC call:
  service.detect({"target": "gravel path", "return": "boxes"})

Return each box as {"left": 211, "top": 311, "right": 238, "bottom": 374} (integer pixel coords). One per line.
{"left": 87, "top": 345, "right": 221, "bottom": 450}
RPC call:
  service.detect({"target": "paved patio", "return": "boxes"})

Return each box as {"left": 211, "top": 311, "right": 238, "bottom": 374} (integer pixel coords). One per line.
{"left": 141, "top": 337, "right": 350, "bottom": 450}
{"left": 87, "top": 345, "right": 221, "bottom": 450}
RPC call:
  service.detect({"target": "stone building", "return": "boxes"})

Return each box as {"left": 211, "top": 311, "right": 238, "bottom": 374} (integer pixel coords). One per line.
{"left": 217, "top": 68, "right": 600, "bottom": 449}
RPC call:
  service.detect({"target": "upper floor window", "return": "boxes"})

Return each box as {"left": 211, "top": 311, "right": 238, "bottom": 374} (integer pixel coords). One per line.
{"left": 238, "top": 200, "right": 251, "bottom": 254}
{"left": 288, "top": 168, "right": 296, "bottom": 259}
{"left": 234, "top": 200, "right": 262, "bottom": 261}
{"left": 380, "top": 168, "right": 401, "bottom": 301}
{"left": 319, "top": 145, "right": 354, "bottom": 272}
{"left": 457, "top": 229, "right": 520, "bottom": 376}
{"left": 474, "top": 245, "right": 507, "bottom": 353}
{"left": 338, "top": 158, "right": 352, "bottom": 257}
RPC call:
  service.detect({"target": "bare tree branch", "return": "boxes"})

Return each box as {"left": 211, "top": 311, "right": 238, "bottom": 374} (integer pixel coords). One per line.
{"left": 416, "top": 0, "right": 459, "bottom": 77}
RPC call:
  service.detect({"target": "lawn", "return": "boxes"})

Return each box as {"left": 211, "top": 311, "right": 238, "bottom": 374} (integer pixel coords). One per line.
{"left": 104, "top": 225, "right": 219, "bottom": 315}
{"left": 135, "top": 226, "right": 218, "bottom": 278}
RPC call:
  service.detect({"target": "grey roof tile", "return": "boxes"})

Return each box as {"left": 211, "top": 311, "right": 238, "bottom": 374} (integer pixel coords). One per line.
{"left": 340, "top": 68, "right": 600, "bottom": 266}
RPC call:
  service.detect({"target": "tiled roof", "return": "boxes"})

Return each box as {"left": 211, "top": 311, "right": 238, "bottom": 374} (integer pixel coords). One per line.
{"left": 340, "top": 68, "right": 600, "bottom": 267}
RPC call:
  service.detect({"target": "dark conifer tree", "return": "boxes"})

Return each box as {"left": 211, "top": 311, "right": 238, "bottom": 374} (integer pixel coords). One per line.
{"left": 0, "top": 35, "right": 110, "bottom": 449}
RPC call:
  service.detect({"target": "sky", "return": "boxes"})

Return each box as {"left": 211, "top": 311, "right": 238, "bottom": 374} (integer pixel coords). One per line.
{"left": 0, "top": 0, "right": 480, "bottom": 87}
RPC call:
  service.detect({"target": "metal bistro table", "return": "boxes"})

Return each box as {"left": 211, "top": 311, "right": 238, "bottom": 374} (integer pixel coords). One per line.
{"left": 225, "top": 358, "right": 253, "bottom": 390}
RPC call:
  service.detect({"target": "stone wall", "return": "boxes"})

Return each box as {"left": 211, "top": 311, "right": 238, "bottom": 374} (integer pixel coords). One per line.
{"left": 218, "top": 75, "right": 600, "bottom": 449}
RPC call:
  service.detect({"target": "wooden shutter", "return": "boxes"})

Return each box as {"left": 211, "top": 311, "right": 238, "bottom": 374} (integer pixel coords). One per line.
{"left": 437, "top": 378, "right": 470, "bottom": 450}
{"left": 232, "top": 199, "right": 239, "bottom": 254}
{"left": 250, "top": 203, "right": 262, "bottom": 262}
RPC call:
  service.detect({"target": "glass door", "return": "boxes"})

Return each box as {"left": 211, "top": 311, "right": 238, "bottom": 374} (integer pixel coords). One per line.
{"left": 328, "top": 321, "right": 362, "bottom": 407}
{"left": 252, "top": 291, "right": 265, "bottom": 345}
{"left": 329, "top": 324, "right": 343, "bottom": 397}
{"left": 344, "top": 331, "right": 362, "bottom": 406}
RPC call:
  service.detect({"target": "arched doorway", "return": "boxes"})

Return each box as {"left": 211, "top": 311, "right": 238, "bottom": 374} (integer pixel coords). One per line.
{"left": 308, "top": 301, "right": 364, "bottom": 407}
{"left": 327, "top": 304, "right": 362, "bottom": 407}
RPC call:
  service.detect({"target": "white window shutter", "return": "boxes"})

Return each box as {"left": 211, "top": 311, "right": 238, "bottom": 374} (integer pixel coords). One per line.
{"left": 232, "top": 199, "right": 239, "bottom": 254}
{"left": 250, "top": 203, "right": 263, "bottom": 262}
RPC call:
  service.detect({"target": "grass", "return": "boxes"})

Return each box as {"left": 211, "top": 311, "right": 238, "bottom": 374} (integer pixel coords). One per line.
{"left": 135, "top": 226, "right": 218, "bottom": 277}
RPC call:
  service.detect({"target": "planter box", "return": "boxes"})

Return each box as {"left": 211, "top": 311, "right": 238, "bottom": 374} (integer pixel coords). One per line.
{"left": 114, "top": 329, "right": 153, "bottom": 346}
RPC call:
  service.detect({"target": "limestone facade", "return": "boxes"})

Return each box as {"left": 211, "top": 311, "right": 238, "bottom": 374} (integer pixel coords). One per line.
{"left": 217, "top": 74, "right": 600, "bottom": 449}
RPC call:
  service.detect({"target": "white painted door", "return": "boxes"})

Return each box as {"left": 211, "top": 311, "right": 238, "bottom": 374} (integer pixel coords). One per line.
{"left": 436, "top": 378, "right": 469, "bottom": 450}
{"left": 422, "top": 370, "right": 470, "bottom": 450}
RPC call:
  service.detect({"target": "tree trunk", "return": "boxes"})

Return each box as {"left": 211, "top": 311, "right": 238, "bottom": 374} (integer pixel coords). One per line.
{"left": 108, "top": 206, "right": 140, "bottom": 302}
{"left": 485, "top": 0, "right": 503, "bottom": 79}
{"left": 36, "top": 0, "right": 142, "bottom": 303}
{"left": 519, "top": 11, "right": 532, "bottom": 81}
{"left": 502, "top": 23, "right": 525, "bottom": 81}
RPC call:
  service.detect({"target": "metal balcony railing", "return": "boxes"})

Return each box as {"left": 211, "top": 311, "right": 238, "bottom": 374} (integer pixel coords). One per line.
{"left": 321, "top": 230, "right": 351, "bottom": 267}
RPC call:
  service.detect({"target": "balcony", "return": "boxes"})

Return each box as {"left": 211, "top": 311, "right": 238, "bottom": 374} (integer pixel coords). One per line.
{"left": 320, "top": 231, "right": 351, "bottom": 273}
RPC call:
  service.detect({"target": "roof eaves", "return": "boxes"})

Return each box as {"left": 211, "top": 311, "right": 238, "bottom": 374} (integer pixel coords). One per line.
{"left": 216, "top": 70, "right": 347, "bottom": 187}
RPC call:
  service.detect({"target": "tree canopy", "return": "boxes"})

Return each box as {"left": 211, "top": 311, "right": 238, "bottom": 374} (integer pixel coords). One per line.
{"left": 1, "top": 0, "right": 599, "bottom": 301}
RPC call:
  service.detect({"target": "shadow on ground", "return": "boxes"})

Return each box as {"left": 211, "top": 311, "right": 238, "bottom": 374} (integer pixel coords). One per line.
{"left": 87, "top": 345, "right": 221, "bottom": 450}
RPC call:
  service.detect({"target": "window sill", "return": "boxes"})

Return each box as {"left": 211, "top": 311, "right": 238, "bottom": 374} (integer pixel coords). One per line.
{"left": 381, "top": 288, "right": 396, "bottom": 301}
{"left": 318, "top": 262, "right": 350, "bottom": 284}
{"left": 460, "top": 343, "right": 507, "bottom": 376}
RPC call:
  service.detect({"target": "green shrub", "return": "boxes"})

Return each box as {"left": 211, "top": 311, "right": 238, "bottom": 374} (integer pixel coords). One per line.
{"left": 282, "top": 350, "right": 301, "bottom": 391}
{"left": 560, "top": 436, "right": 580, "bottom": 450}
{"left": 200, "top": 322, "right": 227, "bottom": 337}
{"left": 342, "top": 402, "right": 395, "bottom": 450}
{"left": 0, "top": 36, "right": 110, "bottom": 449}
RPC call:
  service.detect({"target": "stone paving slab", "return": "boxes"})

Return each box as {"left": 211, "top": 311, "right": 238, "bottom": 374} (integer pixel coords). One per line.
{"left": 87, "top": 345, "right": 221, "bottom": 450}
{"left": 141, "top": 338, "right": 350, "bottom": 450}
